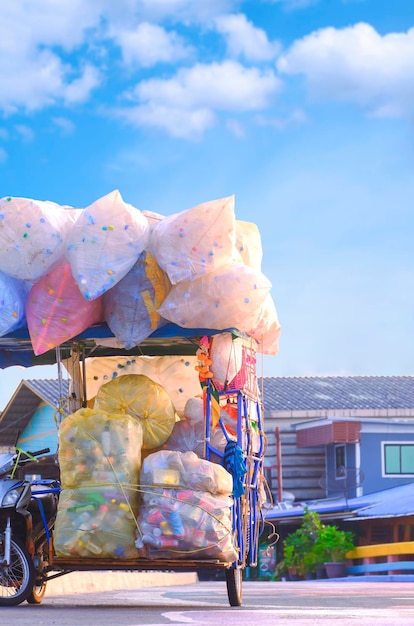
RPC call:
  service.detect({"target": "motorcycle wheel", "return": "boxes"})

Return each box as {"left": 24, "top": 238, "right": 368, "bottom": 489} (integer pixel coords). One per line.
{"left": 0, "top": 534, "right": 35, "bottom": 606}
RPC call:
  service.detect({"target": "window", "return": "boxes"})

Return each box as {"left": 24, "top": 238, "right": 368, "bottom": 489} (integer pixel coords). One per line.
{"left": 335, "top": 444, "right": 346, "bottom": 478}
{"left": 383, "top": 443, "right": 414, "bottom": 476}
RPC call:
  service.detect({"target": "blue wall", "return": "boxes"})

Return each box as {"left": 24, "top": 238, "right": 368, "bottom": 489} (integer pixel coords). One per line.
{"left": 360, "top": 432, "right": 414, "bottom": 494}
{"left": 17, "top": 403, "right": 59, "bottom": 455}
{"left": 325, "top": 432, "right": 414, "bottom": 497}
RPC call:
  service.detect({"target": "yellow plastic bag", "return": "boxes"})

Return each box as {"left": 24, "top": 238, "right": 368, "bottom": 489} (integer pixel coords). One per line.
{"left": 94, "top": 374, "right": 176, "bottom": 450}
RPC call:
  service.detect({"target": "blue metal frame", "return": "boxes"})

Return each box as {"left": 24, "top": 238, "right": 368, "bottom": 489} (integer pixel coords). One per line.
{"left": 205, "top": 381, "right": 266, "bottom": 571}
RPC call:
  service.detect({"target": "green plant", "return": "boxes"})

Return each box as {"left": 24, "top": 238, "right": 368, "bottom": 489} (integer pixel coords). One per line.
{"left": 281, "top": 508, "right": 323, "bottom": 575}
{"left": 313, "top": 524, "right": 355, "bottom": 564}
{"left": 280, "top": 509, "right": 356, "bottom": 577}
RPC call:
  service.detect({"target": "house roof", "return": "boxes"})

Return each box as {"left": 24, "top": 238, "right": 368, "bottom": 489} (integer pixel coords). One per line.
{"left": 265, "top": 482, "right": 414, "bottom": 524}
{"left": 263, "top": 376, "right": 414, "bottom": 412}
{"left": 0, "top": 379, "right": 69, "bottom": 446}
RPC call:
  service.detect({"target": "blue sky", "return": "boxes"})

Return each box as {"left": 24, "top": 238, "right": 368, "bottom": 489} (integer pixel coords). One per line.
{"left": 1, "top": 0, "right": 414, "bottom": 408}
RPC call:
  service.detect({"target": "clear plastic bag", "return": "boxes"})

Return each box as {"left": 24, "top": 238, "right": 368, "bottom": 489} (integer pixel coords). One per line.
{"left": 163, "top": 418, "right": 227, "bottom": 460}
{"left": 210, "top": 332, "right": 243, "bottom": 385}
{"left": 236, "top": 220, "right": 263, "bottom": 271}
{"left": 147, "top": 195, "right": 238, "bottom": 284}
{"left": 136, "top": 489, "right": 237, "bottom": 562}
{"left": 158, "top": 262, "right": 271, "bottom": 332}
{"left": 0, "top": 196, "right": 74, "bottom": 281}
{"left": 66, "top": 190, "right": 149, "bottom": 300}
{"left": 245, "top": 293, "right": 281, "bottom": 355}
{"left": 137, "top": 450, "right": 237, "bottom": 562}
{"left": 141, "top": 450, "right": 233, "bottom": 496}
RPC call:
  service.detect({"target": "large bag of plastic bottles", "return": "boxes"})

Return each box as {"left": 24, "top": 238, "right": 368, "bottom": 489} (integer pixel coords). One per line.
{"left": 147, "top": 195, "right": 238, "bottom": 284}
{"left": 57, "top": 408, "right": 143, "bottom": 489}
{"left": 66, "top": 190, "right": 149, "bottom": 301}
{"left": 0, "top": 196, "right": 75, "bottom": 281}
{"left": 83, "top": 355, "right": 201, "bottom": 418}
{"left": 93, "top": 374, "right": 176, "bottom": 450}
{"left": 136, "top": 450, "right": 237, "bottom": 562}
{"left": 54, "top": 408, "right": 144, "bottom": 559}
{"left": 53, "top": 485, "right": 140, "bottom": 559}
{"left": 103, "top": 251, "right": 171, "bottom": 349}
{"left": 26, "top": 263, "right": 103, "bottom": 355}
{"left": 158, "top": 262, "right": 271, "bottom": 332}
{"left": 0, "top": 272, "right": 29, "bottom": 336}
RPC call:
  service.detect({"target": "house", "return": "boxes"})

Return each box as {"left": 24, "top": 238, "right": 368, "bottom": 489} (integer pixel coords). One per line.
{"left": 0, "top": 378, "right": 69, "bottom": 454}
{"left": 295, "top": 416, "right": 414, "bottom": 499}
{"left": 262, "top": 376, "right": 414, "bottom": 503}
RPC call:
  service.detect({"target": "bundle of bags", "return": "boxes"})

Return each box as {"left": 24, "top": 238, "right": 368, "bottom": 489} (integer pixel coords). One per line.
{"left": 0, "top": 191, "right": 280, "bottom": 356}
{"left": 54, "top": 372, "right": 240, "bottom": 563}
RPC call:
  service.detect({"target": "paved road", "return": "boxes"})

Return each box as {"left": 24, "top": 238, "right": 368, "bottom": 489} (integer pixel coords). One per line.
{"left": 1, "top": 580, "right": 414, "bottom": 625}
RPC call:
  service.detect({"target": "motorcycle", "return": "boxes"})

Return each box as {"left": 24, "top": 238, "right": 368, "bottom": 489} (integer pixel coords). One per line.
{"left": 0, "top": 447, "right": 60, "bottom": 606}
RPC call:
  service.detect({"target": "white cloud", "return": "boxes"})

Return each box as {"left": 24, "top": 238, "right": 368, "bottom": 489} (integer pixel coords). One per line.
{"left": 64, "top": 65, "right": 101, "bottom": 104}
{"left": 115, "top": 22, "right": 193, "bottom": 67}
{"left": 117, "top": 103, "right": 216, "bottom": 139}
{"left": 0, "top": 147, "right": 7, "bottom": 163}
{"left": 215, "top": 13, "right": 281, "bottom": 61}
{"left": 0, "top": 2, "right": 102, "bottom": 113}
{"left": 134, "top": 60, "right": 280, "bottom": 111}
{"left": 15, "top": 125, "right": 35, "bottom": 142}
{"left": 52, "top": 117, "right": 76, "bottom": 135}
{"left": 255, "top": 108, "right": 308, "bottom": 129}
{"left": 277, "top": 23, "right": 414, "bottom": 118}
{"left": 226, "top": 118, "right": 245, "bottom": 137}
{"left": 117, "top": 60, "right": 281, "bottom": 138}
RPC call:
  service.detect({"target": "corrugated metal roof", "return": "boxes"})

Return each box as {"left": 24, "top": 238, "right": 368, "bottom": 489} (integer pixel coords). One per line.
{"left": 263, "top": 376, "right": 414, "bottom": 411}
{"left": 23, "top": 379, "right": 69, "bottom": 407}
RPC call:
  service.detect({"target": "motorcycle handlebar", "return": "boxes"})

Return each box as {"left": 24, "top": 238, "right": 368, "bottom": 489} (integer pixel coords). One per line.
{"left": 25, "top": 448, "right": 50, "bottom": 458}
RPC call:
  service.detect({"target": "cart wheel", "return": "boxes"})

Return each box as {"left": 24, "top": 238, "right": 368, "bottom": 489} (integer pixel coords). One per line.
{"left": 225, "top": 568, "right": 242, "bottom": 607}
{"left": 27, "top": 581, "right": 47, "bottom": 604}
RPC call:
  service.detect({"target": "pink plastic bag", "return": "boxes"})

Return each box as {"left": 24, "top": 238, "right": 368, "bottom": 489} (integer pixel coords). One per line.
{"left": 26, "top": 263, "right": 103, "bottom": 355}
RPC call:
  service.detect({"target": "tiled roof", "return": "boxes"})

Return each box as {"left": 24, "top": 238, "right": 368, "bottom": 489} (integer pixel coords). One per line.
{"left": 262, "top": 376, "right": 414, "bottom": 411}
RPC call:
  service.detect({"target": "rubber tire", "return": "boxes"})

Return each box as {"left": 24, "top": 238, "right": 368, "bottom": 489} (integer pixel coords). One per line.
{"left": 26, "top": 581, "right": 47, "bottom": 604}
{"left": 0, "top": 535, "right": 35, "bottom": 606}
{"left": 27, "top": 534, "right": 49, "bottom": 605}
{"left": 225, "top": 568, "right": 243, "bottom": 607}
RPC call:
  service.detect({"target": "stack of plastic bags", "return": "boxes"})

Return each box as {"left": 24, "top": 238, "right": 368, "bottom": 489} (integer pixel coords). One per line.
{"left": 0, "top": 190, "right": 280, "bottom": 356}
{"left": 136, "top": 450, "right": 238, "bottom": 562}
{"left": 53, "top": 408, "right": 143, "bottom": 559}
